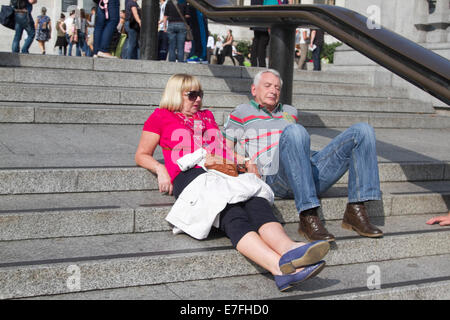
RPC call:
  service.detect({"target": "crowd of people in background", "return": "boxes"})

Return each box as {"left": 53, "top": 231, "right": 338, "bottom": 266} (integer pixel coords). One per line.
{"left": 9, "top": 0, "right": 326, "bottom": 70}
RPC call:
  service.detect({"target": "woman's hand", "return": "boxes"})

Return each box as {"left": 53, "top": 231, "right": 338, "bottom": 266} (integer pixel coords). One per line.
{"left": 156, "top": 164, "right": 173, "bottom": 195}
{"left": 135, "top": 131, "right": 173, "bottom": 195}
{"left": 204, "top": 153, "right": 224, "bottom": 167}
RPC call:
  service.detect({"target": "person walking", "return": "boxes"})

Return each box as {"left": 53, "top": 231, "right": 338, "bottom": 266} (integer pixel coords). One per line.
{"left": 86, "top": 6, "right": 96, "bottom": 56}
{"left": 54, "top": 13, "right": 67, "bottom": 55}
{"left": 11, "top": 0, "right": 37, "bottom": 54}
{"left": 65, "top": 10, "right": 76, "bottom": 56}
{"left": 310, "top": 28, "right": 324, "bottom": 71}
{"left": 220, "top": 29, "right": 235, "bottom": 65}
{"left": 249, "top": 0, "right": 269, "bottom": 68}
{"left": 158, "top": 0, "right": 168, "bottom": 60}
{"left": 35, "top": 6, "right": 51, "bottom": 55}
{"left": 297, "top": 27, "right": 310, "bottom": 70}
{"left": 78, "top": 9, "right": 89, "bottom": 56}
{"left": 206, "top": 31, "right": 214, "bottom": 64}
{"left": 163, "top": 0, "right": 188, "bottom": 63}
{"left": 94, "top": 0, "right": 120, "bottom": 58}
{"left": 124, "top": 0, "right": 141, "bottom": 59}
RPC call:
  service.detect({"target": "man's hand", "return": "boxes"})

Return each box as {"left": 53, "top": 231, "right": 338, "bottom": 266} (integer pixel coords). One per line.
{"left": 245, "top": 161, "right": 261, "bottom": 179}
{"left": 426, "top": 212, "right": 450, "bottom": 226}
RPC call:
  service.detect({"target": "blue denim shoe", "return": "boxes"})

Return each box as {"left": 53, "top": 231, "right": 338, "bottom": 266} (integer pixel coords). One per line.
{"left": 279, "top": 240, "right": 330, "bottom": 274}
{"left": 275, "top": 260, "right": 326, "bottom": 292}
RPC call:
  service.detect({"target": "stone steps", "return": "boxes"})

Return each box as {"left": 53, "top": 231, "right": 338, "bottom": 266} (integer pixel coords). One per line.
{"left": 0, "top": 53, "right": 449, "bottom": 300}
{"left": 1, "top": 102, "right": 448, "bottom": 128}
{"left": 0, "top": 161, "right": 448, "bottom": 195}
{"left": 25, "top": 254, "right": 450, "bottom": 300}
{"left": 0, "top": 52, "right": 436, "bottom": 116}
{"left": 0, "top": 82, "right": 431, "bottom": 113}
{"left": 1, "top": 122, "right": 449, "bottom": 166}
{"left": 0, "top": 52, "right": 377, "bottom": 85}
{"left": 0, "top": 181, "right": 449, "bottom": 241}
{"left": 1, "top": 214, "right": 449, "bottom": 299}
{"left": 0, "top": 66, "right": 408, "bottom": 99}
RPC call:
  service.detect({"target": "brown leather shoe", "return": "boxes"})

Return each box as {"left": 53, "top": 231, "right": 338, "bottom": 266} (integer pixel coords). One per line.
{"left": 342, "top": 203, "right": 383, "bottom": 238}
{"left": 298, "top": 208, "right": 335, "bottom": 242}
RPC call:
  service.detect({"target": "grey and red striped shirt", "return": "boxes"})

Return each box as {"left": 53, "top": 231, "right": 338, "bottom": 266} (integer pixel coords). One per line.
{"left": 223, "top": 100, "right": 298, "bottom": 177}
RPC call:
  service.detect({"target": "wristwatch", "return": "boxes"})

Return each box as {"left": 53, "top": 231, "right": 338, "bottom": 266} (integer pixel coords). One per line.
{"left": 237, "top": 158, "right": 251, "bottom": 172}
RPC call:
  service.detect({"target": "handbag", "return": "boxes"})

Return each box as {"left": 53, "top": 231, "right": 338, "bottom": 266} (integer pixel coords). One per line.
{"left": 70, "top": 31, "right": 78, "bottom": 43}
{"left": 0, "top": 5, "right": 15, "bottom": 30}
{"left": 204, "top": 154, "right": 239, "bottom": 177}
{"left": 171, "top": 0, "right": 193, "bottom": 41}
{"left": 185, "top": 26, "right": 194, "bottom": 41}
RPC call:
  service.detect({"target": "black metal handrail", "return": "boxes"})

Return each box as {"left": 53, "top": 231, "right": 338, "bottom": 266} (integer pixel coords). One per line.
{"left": 186, "top": 0, "right": 450, "bottom": 105}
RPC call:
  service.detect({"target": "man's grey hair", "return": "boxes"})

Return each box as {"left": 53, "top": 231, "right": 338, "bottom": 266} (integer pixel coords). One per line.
{"left": 253, "top": 69, "right": 283, "bottom": 87}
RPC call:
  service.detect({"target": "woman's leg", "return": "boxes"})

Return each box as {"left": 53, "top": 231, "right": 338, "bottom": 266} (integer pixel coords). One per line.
{"left": 93, "top": 5, "right": 105, "bottom": 55}
{"left": 67, "top": 36, "right": 73, "bottom": 56}
{"left": 229, "top": 54, "right": 236, "bottom": 66}
{"left": 243, "top": 197, "right": 304, "bottom": 256}
{"left": 221, "top": 199, "right": 304, "bottom": 276}
{"left": 37, "top": 40, "right": 45, "bottom": 53}
{"left": 127, "top": 26, "right": 138, "bottom": 59}
{"left": 167, "top": 25, "right": 177, "bottom": 62}
{"left": 220, "top": 202, "right": 282, "bottom": 275}
{"left": 76, "top": 37, "right": 81, "bottom": 56}
{"left": 176, "top": 24, "right": 187, "bottom": 62}
{"left": 298, "top": 43, "right": 308, "bottom": 69}
{"left": 243, "top": 197, "right": 328, "bottom": 274}
{"left": 97, "top": 0, "right": 119, "bottom": 54}
{"left": 259, "top": 222, "right": 304, "bottom": 256}
{"left": 236, "top": 231, "right": 283, "bottom": 276}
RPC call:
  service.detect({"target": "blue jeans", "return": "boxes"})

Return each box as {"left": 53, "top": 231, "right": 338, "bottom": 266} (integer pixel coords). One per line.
{"left": 12, "top": 12, "right": 35, "bottom": 53}
{"left": 167, "top": 22, "right": 186, "bottom": 62}
{"left": 312, "top": 44, "right": 322, "bottom": 71}
{"left": 124, "top": 21, "right": 139, "bottom": 59}
{"left": 68, "top": 31, "right": 86, "bottom": 56}
{"left": 93, "top": 0, "right": 120, "bottom": 54}
{"left": 158, "top": 30, "right": 168, "bottom": 60}
{"left": 67, "top": 34, "right": 74, "bottom": 56}
{"left": 265, "top": 123, "right": 381, "bottom": 214}
{"left": 78, "top": 31, "right": 87, "bottom": 56}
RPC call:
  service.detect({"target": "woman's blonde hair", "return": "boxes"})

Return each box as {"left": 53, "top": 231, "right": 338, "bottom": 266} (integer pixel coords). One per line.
{"left": 159, "top": 74, "right": 202, "bottom": 112}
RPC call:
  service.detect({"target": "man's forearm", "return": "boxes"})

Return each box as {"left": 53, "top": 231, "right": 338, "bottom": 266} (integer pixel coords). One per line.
{"left": 225, "top": 138, "right": 246, "bottom": 164}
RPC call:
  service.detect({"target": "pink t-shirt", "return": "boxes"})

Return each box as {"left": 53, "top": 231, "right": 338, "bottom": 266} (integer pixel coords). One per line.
{"left": 143, "top": 108, "right": 230, "bottom": 182}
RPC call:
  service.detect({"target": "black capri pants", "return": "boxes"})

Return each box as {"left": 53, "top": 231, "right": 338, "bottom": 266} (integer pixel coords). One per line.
{"left": 173, "top": 168, "right": 279, "bottom": 247}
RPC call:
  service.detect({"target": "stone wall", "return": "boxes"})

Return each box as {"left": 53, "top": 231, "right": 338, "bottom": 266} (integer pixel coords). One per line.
{"left": 332, "top": 0, "right": 449, "bottom": 107}
{"left": 343, "top": 0, "right": 449, "bottom": 47}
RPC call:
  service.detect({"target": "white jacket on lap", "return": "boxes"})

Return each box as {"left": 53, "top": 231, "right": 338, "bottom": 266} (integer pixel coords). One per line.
{"left": 166, "top": 149, "right": 274, "bottom": 240}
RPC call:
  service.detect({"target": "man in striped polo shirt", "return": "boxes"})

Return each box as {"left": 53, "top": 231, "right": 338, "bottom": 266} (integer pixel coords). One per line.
{"left": 223, "top": 69, "right": 383, "bottom": 242}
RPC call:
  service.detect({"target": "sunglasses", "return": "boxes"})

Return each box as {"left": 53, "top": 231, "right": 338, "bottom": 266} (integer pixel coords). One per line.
{"left": 184, "top": 90, "right": 204, "bottom": 101}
